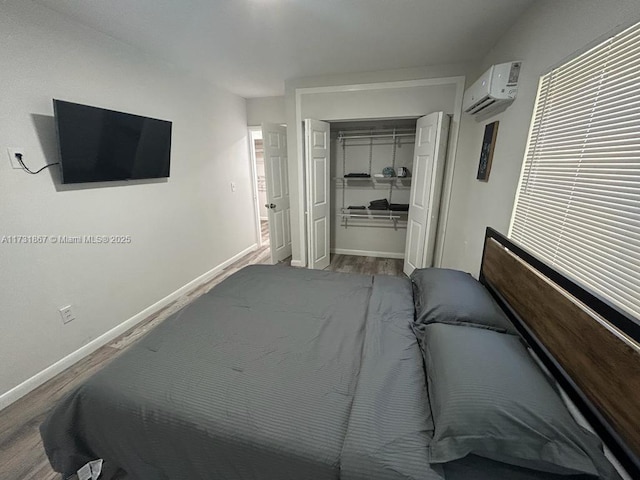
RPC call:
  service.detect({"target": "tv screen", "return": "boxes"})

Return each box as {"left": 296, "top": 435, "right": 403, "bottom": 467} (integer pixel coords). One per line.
{"left": 53, "top": 99, "right": 172, "bottom": 184}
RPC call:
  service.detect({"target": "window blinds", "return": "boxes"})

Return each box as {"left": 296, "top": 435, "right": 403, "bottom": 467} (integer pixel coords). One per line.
{"left": 510, "top": 21, "right": 640, "bottom": 322}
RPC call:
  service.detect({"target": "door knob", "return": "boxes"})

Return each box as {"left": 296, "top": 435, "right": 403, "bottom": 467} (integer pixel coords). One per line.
{"left": 265, "top": 203, "right": 276, "bottom": 209}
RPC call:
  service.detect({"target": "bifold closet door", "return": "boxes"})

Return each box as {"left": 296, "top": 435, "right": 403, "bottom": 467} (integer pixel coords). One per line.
{"left": 305, "top": 119, "right": 331, "bottom": 270}
{"left": 403, "top": 112, "right": 450, "bottom": 276}
{"left": 262, "top": 123, "right": 292, "bottom": 264}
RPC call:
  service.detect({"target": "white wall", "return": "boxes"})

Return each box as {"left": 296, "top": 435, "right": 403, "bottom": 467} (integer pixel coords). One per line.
{"left": 285, "top": 64, "right": 469, "bottom": 265}
{"left": 441, "top": 0, "right": 640, "bottom": 275}
{"left": 301, "top": 84, "right": 457, "bottom": 121}
{"left": 246, "top": 96, "right": 286, "bottom": 126}
{"left": 0, "top": 1, "right": 256, "bottom": 400}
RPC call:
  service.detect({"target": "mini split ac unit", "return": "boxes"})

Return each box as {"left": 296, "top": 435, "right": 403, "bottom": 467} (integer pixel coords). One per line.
{"left": 463, "top": 61, "right": 522, "bottom": 117}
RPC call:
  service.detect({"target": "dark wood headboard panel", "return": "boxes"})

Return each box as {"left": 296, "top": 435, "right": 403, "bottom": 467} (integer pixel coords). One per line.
{"left": 479, "top": 228, "right": 640, "bottom": 477}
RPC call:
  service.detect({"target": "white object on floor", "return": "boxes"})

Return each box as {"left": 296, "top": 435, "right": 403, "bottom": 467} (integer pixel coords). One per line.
{"left": 77, "top": 458, "right": 103, "bottom": 480}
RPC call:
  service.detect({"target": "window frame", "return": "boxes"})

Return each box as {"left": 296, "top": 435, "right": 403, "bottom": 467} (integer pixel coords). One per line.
{"left": 508, "top": 19, "right": 640, "bottom": 324}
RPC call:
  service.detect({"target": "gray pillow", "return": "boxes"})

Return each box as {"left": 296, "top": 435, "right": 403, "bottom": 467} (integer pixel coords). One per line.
{"left": 422, "top": 323, "right": 619, "bottom": 479}
{"left": 410, "top": 268, "right": 517, "bottom": 334}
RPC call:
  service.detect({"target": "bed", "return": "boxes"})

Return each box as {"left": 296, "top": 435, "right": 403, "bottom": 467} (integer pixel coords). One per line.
{"left": 41, "top": 228, "right": 640, "bottom": 480}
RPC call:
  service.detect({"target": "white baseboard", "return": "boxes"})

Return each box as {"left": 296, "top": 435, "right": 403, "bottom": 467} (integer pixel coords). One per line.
{"left": 331, "top": 248, "right": 405, "bottom": 259}
{"left": 0, "top": 243, "right": 258, "bottom": 412}
{"left": 290, "top": 259, "right": 305, "bottom": 267}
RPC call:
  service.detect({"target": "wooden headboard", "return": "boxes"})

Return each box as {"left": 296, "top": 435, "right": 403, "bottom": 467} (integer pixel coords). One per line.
{"left": 479, "top": 228, "right": 640, "bottom": 478}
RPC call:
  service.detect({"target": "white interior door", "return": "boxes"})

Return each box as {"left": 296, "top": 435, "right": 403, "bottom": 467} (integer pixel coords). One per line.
{"left": 305, "top": 119, "right": 331, "bottom": 270}
{"left": 404, "top": 112, "right": 450, "bottom": 276}
{"left": 261, "top": 123, "right": 292, "bottom": 263}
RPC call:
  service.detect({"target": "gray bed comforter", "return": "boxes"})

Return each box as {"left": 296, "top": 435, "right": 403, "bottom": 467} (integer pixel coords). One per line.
{"left": 41, "top": 265, "right": 443, "bottom": 480}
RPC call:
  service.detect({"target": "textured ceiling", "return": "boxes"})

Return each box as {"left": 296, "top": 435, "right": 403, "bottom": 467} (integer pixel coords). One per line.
{"left": 36, "top": 0, "right": 534, "bottom": 97}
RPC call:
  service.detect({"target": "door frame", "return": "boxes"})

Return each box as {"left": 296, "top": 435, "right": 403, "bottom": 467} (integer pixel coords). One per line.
{"left": 294, "top": 76, "right": 466, "bottom": 268}
{"left": 248, "top": 126, "right": 263, "bottom": 248}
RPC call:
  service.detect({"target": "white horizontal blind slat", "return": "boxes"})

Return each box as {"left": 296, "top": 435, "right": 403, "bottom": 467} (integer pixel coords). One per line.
{"left": 510, "top": 20, "right": 640, "bottom": 322}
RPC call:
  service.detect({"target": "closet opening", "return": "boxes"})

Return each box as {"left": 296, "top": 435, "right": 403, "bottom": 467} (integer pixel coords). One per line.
{"left": 329, "top": 118, "right": 417, "bottom": 270}
{"left": 305, "top": 112, "right": 450, "bottom": 275}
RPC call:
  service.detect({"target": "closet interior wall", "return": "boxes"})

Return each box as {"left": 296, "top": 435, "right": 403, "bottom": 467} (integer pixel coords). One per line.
{"left": 329, "top": 118, "right": 417, "bottom": 259}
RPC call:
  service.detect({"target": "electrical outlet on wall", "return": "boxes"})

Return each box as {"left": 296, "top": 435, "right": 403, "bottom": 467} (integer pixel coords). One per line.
{"left": 59, "top": 305, "right": 76, "bottom": 324}
{"left": 7, "top": 148, "right": 24, "bottom": 169}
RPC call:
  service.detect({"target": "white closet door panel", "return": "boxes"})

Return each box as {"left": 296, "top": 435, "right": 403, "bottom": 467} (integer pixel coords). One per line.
{"left": 404, "top": 112, "right": 450, "bottom": 276}
{"left": 305, "top": 119, "right": 331, "bottom": 270}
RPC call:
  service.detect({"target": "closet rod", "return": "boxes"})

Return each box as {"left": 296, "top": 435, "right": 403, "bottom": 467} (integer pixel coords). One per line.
{"left": 338, "top": 133, "right": 416, "bottom": 141}
{"left": 337, "top": 128, "right": 415, "bottom": 134}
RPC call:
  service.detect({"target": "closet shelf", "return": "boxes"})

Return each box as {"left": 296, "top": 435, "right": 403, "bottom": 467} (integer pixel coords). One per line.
{"left": 334, "top": 176, "right": 372, "bottom": 182}
{"left": 340, "top": 208, "right": 408, "bottom": 217}
{"left": 337, "top": 129, "right": 416, "bottom": 142}
{"left": 339, "top": 208, "right": 408, "bottom": 230}
{"left": 332, "top": 177, "right": 412, "bottom": 187}
{"left": 372, "top": 176, "right": 411, "bottom": 183}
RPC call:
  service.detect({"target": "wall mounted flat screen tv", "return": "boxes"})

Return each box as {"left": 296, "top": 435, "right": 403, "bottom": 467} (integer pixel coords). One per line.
{"left": 53, "top": 99, "right": 172, "bottom": 184}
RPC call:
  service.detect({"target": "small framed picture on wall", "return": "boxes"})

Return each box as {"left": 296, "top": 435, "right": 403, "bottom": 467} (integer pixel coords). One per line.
{"left": 477, "top": 121, "right": 499, "bottom": 182}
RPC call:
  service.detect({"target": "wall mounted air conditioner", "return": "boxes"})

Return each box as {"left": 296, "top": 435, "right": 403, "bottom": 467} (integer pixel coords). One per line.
{"left": 463, "top": 62, "right": 521, "bottom": 118}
